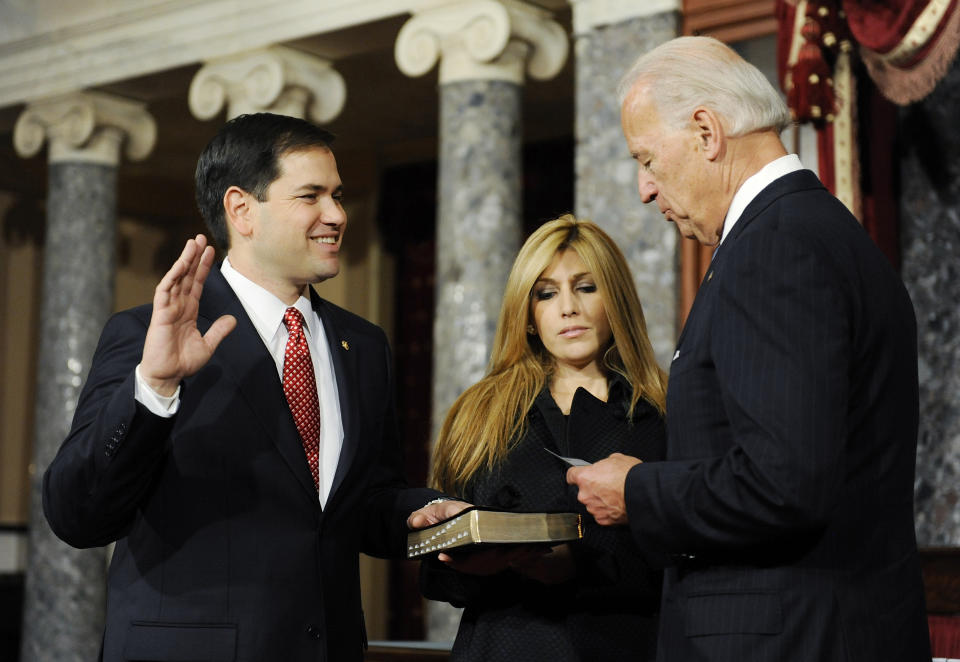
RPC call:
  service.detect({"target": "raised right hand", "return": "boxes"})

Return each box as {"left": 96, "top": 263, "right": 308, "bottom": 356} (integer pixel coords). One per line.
{"left": 140, "top": 235, "right": 237, "bottom": 396}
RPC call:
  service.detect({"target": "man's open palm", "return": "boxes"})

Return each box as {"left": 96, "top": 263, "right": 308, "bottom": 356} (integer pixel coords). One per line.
{"left": 140, "top": 235, "right": 236, "bottom": 396}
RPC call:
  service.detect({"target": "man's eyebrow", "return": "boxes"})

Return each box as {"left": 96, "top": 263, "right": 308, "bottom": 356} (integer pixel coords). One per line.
{"left": 292, "top": 183, "right": 343, "bottom": 194}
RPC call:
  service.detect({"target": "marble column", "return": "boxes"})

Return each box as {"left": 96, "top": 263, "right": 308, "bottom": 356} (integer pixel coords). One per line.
{"left": 395, "top": 0, "right": 567, "bottom": 640}
{"left": 570, "top": 0, "right": 681, "bottom": 367}
{"left": 900, "top": 55, "right": 960, "bottom": 546}
{"left": 189, "top": 45, "right": 346, "bottom": 122}
{"left": 13, "top": 91, "right": 156, "bottom": 662}
{"left": 433, "top": 77, "right": 522, "bottom": 407}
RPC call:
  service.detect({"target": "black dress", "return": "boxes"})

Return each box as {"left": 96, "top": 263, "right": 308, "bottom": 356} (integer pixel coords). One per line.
{"left": 421, "top": 376, "right": 666, "bottom": 662}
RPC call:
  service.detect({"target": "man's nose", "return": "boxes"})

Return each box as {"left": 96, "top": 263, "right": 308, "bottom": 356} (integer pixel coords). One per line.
{"left": 323, "top": 202, "right": 347, "bottom": 226}
{"left": 638, "top": 172, "right": 658, "bottom": 204}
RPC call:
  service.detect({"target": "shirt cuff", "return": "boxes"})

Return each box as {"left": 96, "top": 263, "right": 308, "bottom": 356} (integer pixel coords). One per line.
{"left": 134, "top": 363, "right": 181, "bottom": 418}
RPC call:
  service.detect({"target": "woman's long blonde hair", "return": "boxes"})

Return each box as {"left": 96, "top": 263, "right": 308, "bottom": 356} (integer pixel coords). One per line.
{"left": 430, "top": 215, "right": 667, "bottom": 495}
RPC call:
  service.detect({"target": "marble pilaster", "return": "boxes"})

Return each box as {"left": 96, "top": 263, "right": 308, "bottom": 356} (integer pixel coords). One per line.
{"left": 189, "top": 45, "right": 346, "bottom": 122}
{"left": 395, "top": 0, "right": 568, "bottom": 641}
{"left": 571, "top": 2, "right": 681, "bottom": 367}
{"left": 13, "top": 91, "right": 155, "bottom": 661}
{"left": 900, "top": 55, "right": 960, "bottom": 546}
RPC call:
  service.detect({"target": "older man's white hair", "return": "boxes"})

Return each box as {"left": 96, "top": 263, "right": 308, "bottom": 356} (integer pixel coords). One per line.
{"left": 617, "top": 36, "right": 792, "bottom": 137}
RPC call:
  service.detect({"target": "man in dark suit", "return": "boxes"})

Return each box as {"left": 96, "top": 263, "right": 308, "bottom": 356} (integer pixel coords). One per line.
{"left": 567, "top": 37, "right": 931, "bottom": 661}
{"left": 43, "top": 113, "right": 465, "bottom": 661}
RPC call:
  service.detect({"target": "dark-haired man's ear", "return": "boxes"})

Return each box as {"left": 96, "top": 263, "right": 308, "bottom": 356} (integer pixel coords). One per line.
{"left": 692, "top": 107, "right": 724, "bottom": 161}
{"left": 224, "top": 186, "right": 255, "bottom": 239}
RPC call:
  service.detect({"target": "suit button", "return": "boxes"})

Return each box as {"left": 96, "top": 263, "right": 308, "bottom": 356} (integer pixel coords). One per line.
{"left": 305, "top": 624, "right": 321, "bottom": 640}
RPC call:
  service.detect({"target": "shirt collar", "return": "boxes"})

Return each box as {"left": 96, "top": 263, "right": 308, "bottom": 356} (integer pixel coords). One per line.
{"left": 220, "top": 257, "right": 314, "bottom": 339}
{"left": 720, "top": 154, "right": 804, "bottom": 245}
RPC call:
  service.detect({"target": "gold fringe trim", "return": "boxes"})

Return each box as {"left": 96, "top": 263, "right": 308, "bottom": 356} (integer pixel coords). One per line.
{"left": 879, "top": 0, "right": 953, "bottom": 65}
{"left": 860, "top": 0, "right": 960, "bottom": 105}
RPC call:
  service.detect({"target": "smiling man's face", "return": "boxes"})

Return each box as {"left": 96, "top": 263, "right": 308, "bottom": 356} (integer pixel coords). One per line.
{"left": 241, "top": 146, "right": 347, "bottom": 301}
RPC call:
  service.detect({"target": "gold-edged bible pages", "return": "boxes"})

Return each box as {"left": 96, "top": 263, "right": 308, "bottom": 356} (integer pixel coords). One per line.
{"left": 407, "top": 507, "right": 582, "bottom": 559}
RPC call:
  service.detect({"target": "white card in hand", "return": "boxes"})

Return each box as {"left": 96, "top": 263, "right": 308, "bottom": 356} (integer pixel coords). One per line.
{"left": 543, "top": 447, "right": 591, "bottom": 467}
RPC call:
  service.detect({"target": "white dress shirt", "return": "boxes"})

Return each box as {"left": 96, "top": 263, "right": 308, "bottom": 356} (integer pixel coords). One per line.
{"left": 719, "top": 154, "right": 805, "bottom": 246}
{"left": 135, "top": 256, "right": 343, "bottom": 506}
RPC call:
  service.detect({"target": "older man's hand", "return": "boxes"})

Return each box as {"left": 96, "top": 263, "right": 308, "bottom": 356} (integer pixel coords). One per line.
{"left": 566, "top": 453, "right": 642, "bottom": 526}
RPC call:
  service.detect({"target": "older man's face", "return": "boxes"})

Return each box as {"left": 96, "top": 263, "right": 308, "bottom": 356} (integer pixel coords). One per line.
{"left": 620, "top": 85, "right": 724, "bottom": 246}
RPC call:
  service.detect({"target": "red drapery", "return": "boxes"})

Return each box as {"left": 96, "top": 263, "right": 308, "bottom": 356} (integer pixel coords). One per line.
{"left": 929, "top": 614, "right": 960, "bottom": 658}
{"left": 776, "top": 0, "right": 960, "bottom": 267}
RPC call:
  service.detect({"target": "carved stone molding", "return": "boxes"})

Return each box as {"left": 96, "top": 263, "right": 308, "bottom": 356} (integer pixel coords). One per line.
{"left": 188, "top": 46, "right": 346, "bottom": 123}
{"left": 13, "top": 91, "right": 156, "bottom": 165}
{"left": 0, "top": 0, "right": 407, "bottom": 110}
{"left": 395, "top": 0, "right": 568, "bottom": 84}
{"left": 569, "top": 0, "right": 681, "bottom": 34}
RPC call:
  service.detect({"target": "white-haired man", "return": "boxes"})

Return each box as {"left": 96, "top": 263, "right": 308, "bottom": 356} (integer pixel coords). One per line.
{"left": 568, "top": 36, "right": 931, "bottom": 662}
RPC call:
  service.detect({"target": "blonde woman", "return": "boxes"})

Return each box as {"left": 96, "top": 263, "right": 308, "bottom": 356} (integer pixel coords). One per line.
{"left": 422, "top": 215, "right": 667, "bottom": 661}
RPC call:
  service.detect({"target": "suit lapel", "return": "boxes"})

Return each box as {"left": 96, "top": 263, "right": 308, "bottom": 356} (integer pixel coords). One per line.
{"left": 199, "top": 267, "right": 319, "bottom": 501}
{"left": 675, "top": 170, "right": 825, "bottom": 352}
{"left": 724, "top": 169, "right": 824, "bottom": 246}
{"left": 310, "top": 289, "right": 358, "bottom": 505}
{"left": 674, "top": 263, "right": 715, "bottom": 352}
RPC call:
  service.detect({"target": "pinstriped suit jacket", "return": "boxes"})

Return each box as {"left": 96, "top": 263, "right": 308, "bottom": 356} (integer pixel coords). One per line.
{"left": 625, "top": 170, "right": 931, "bottom": 661}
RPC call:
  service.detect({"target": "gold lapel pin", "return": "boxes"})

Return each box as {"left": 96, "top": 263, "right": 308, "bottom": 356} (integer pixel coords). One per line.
{"left": 341, "top": 340, "right": 349, "bottom": 350}
{"left": 707, "top": 271, "right": 713, "bottom": 282}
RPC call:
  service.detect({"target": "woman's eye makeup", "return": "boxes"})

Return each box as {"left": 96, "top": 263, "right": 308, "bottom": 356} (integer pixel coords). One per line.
{"left": 532, "top": 280, "right": 596, "bottom": 300}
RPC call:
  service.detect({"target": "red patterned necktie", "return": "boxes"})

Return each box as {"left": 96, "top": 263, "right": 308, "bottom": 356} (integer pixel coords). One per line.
{"left": 282, "top": 307, "right": 321, "bottom": 492}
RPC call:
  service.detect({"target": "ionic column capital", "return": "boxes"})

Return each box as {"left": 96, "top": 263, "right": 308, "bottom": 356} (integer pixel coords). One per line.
{"left": 395, "top": 0, "right": 568, "bottom": 84}
{"left": 13, "top": 91, "right": 156, "bottom": 165}
{"left": 188, "top": 46, "right": 346, "bottom": 123}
